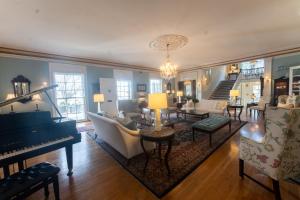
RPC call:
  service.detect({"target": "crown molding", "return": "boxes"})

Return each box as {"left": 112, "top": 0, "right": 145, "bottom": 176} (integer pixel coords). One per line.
{"left": 0, "top": 47, "right": 159, "bottom": 72}
{"left": 179, "top": 46, "right": 300, "bottom": 72}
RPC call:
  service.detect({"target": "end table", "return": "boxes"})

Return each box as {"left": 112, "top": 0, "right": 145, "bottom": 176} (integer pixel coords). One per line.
{"left": 140, "top": 128, "right": 175, "bottom": 176}
{"left": 227, "top": 105, "right": 244, "bottom": 123}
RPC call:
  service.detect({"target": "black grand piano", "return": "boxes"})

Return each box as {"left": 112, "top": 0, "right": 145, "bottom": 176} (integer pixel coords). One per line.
{"left": 0, "top": 85, "right": 81, "bottom": 178}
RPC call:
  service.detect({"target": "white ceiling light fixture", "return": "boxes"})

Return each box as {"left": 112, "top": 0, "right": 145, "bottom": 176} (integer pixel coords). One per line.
{"left": 150, "top": 34, "right": 188, "bottom": 81}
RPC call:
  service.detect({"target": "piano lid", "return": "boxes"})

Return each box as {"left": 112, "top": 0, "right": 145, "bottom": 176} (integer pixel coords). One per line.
{"left": 0, "top": 84, "right": 63, "bottom": 118}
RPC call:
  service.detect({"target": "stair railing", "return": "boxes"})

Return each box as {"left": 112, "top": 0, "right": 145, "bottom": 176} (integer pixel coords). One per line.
{"left": 232, "top": 73, "right": 242, "bottom": 90}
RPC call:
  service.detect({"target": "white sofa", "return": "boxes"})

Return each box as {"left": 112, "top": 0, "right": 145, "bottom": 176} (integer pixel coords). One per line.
{"left": 183, "top": 99, "right": 227, "bottom": 114}
{"left": 87, "top": 112, "right": 155, "bottom": 159}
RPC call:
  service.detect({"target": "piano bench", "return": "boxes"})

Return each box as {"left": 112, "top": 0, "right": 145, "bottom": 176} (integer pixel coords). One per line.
{"left": 0, "top": 162, "right": 60, "bottom": 200}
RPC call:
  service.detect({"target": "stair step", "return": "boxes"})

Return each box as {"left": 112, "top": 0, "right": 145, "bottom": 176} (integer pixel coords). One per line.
{"left": 209, "top": 79, "right": 237, "bottom": 99}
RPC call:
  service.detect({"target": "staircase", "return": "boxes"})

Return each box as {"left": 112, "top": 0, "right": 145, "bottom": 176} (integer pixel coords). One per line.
{"left": 209, "top": 80, "right": 236, "bottom": 100}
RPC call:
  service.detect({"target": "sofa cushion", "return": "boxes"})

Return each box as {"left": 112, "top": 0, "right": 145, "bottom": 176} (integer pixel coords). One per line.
{"left": 116, "top": 116, "right": 137, "bottom": 131}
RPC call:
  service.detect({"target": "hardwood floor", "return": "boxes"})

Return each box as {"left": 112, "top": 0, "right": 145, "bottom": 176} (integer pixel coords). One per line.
{"left": 3, "top": 115, "right": 300, "bottom": 200}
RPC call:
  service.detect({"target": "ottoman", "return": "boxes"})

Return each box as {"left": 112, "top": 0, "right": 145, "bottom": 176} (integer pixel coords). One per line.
{"left": 192, "top": 115, "right": 231, "bottom": 147}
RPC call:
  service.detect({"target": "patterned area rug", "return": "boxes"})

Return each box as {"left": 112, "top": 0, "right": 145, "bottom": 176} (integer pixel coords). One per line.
{"left": 87, "top": 120, "right": 247, "bottom": 198}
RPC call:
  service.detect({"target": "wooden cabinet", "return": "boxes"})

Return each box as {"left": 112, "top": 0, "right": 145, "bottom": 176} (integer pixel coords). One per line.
{"left": 273, "top": 77, "right": 289, "bottom": 105}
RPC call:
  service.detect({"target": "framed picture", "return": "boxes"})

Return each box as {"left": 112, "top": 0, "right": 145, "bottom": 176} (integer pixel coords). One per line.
{"left": 137, "top": 84, "right": 147, "bottom": 92}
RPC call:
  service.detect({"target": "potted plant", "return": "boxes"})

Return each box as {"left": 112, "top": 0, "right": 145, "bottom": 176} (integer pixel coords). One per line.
{"left": 192, "top": 97, "right": 199, "bottom": 109}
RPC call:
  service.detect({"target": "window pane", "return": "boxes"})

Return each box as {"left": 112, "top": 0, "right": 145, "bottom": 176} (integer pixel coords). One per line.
{"left": 54, "top": 72, "right": 86, "bottom": 120}
{"left": 55, "top": 74, "right": 65, "bottom": 82}
{"left": 65, "top": 74, "right": 74, "bottom": 82}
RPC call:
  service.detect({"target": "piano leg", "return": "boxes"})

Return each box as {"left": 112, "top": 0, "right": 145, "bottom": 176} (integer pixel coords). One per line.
{"left": 3, "top": 165, "right": 10, "bottom": 178}
{"left": 66, "top": 145, "right": 73, "bottom": 176}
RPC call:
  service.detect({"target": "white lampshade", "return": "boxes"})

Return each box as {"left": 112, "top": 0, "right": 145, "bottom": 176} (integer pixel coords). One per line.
{"left": 176, "top": 91, "right": 183, "bottom": 97}
{"left": 6, "top": 93, "right": 15, "bottom": 100}
{"left": 32, "top": 94, "right": 42, "bottom": 101}
{"left": 148, "top": 93, "right": 168, "bottom": 109}
{"left": 93, "top": 94, "right": 105, "bottom": 103}
{"left": 230, "top": 90, "right": 240, "bottom": 97}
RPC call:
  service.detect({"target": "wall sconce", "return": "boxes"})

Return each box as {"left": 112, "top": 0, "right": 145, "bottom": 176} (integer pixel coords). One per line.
{"left": 265, "top": 76, "right": 271, "bottom": 82}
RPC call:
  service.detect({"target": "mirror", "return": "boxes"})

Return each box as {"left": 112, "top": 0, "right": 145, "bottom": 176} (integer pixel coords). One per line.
{"left": 11, "top": 75, "right": 31, "bottom": 103}
{"left": 178, "top": 80, "right": 196, "bottom": 98}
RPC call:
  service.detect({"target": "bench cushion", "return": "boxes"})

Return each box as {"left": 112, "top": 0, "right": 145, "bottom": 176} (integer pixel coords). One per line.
{"left": 192, "top": 115, "right": 230, "bottom": 132}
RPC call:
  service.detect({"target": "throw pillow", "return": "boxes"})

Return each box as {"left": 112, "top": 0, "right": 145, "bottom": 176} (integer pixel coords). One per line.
{"left": 116, "top": 116, "right": 137, "bottom": 131}
{"left": 215, "top": 101, "right": 226, "bottom": 110}
{"left": 286, "top": 96, "right": 296, "bottom": 108}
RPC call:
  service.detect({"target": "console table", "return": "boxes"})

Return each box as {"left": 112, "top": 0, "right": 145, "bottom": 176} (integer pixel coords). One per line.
{"left": 140, "top": 128, "right": 175, "bottom": 176}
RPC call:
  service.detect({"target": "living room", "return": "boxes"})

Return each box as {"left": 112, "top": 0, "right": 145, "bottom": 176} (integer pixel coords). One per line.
{"left": 0, "top": 1, "right": 300, "bottom": 200}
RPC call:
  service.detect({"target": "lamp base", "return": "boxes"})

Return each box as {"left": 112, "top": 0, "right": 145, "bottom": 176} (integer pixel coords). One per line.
{"left": 154, "top": 109, "right": 162, "bottom": 131}
{"left": 97, "top": 102, "right": 102, "bottom": 113}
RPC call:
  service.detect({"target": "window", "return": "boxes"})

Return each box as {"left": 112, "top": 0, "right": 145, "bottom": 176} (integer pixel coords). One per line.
{"left": 240, "top": 59, "right": 264, "bottom": 79}
{"left": 117, "top": 80, "right": 131, "bottom": 100}
{"left": 54, "top": 73, "right": 86, "bottom": 121}
{"left": 150, "top": 79, "right": 162, "bottom": 93}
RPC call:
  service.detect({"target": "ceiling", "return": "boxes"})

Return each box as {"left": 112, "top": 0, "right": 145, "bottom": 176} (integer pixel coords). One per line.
{"left": 1, "top": 0, "right": 300, "bottom": 70}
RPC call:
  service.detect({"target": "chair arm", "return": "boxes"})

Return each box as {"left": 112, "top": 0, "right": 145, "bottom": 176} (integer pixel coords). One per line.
{"left": 116, "top": 123, "right": 140, "bottom": 137}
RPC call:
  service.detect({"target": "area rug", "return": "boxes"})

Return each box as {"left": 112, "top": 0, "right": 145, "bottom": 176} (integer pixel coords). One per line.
{"left": 88, "top": 120, "right": 247, "bottom": 198}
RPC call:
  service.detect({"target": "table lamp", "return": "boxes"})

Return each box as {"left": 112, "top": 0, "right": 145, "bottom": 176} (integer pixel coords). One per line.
{"left": 6, "top": 93, "right": 15, "bottom": 113}
{"left": 93, "top": 93, "right": 105, "bottom": 113}
{"left": 148, "top": 93, "right": 167, "bottom": 131}
{"left": 32, "top": 94, "right": 42, "bottom": 111}
{"left": 176, "top": 91, "right": 183, "bottom": 103}
{"left": 230, "top": 90, "right": 240, "bottom": 104}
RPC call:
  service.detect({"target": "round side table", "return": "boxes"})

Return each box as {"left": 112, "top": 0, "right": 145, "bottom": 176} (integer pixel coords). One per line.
{"left": 140, "top": 128, "right": 175, "bottom": 176}
{"left": 227, "top": 105, "right": 244, "bottom": 123}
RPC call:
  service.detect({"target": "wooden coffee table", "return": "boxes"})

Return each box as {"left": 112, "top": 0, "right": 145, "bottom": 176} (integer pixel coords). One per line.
{"left": 177, "top": 108, "right": 209, "bottom": 120}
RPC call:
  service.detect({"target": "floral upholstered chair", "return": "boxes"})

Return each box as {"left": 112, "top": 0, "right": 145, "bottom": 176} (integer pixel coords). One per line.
{"left": 239, "top": 107, "right": 300, "bottom": 200}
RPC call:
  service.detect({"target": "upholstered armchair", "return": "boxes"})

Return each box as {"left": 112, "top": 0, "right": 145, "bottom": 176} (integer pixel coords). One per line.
{"left": 249, "top": 98, "right": 268, "bottom": 118}
{"left": 239, "top": 107, "right": 300, "bottom": 200}
{"left": 277, "top": 95, "right": 300, "bottom": 108}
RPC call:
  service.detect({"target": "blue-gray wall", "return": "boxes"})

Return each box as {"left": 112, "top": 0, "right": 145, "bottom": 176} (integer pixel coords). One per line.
{"left": 86, "top": 66, "right": 114, "bottom": 113}
{"left": 0, "top": 56, "right": 153, "bottom": 114}
{"left": 132, "top": 71, "right": 149, "bottom": 97}
{"left": 272, "top": 54, "right": 300, "bottom": 79}
{"left": 0, "top": 57, "right": 49, "bottom": 100}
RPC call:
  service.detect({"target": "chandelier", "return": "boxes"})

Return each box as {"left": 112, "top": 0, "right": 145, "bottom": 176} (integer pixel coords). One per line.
{"left": 160, "top": 43, "right": 177, "bottom": 81}
{"left": 150, "top": 34, "right": 188, "bottom": 81}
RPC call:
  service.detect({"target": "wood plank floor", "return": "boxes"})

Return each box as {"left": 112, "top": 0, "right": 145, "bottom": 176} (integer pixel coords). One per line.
{"left": 4, "top": 116, "right": 300, "bottom": 200}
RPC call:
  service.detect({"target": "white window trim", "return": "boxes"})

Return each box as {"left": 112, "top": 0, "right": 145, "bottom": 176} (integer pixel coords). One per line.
{"left": 116, "top": 80, "right": 132, "bottom": 100}
{"left": 150, "top": 79, "right": 163, "bottom": 93}
{"left": 49, "top": 62, "right": 88, "bottom": 121}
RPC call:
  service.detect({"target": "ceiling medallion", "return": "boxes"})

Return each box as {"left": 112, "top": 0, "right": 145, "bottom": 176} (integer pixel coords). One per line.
{"left": 149, "top": 34, "right": 188, "bottom": 51}
{"left": 150, "top": 34, "right": 188, "bottom": 81}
